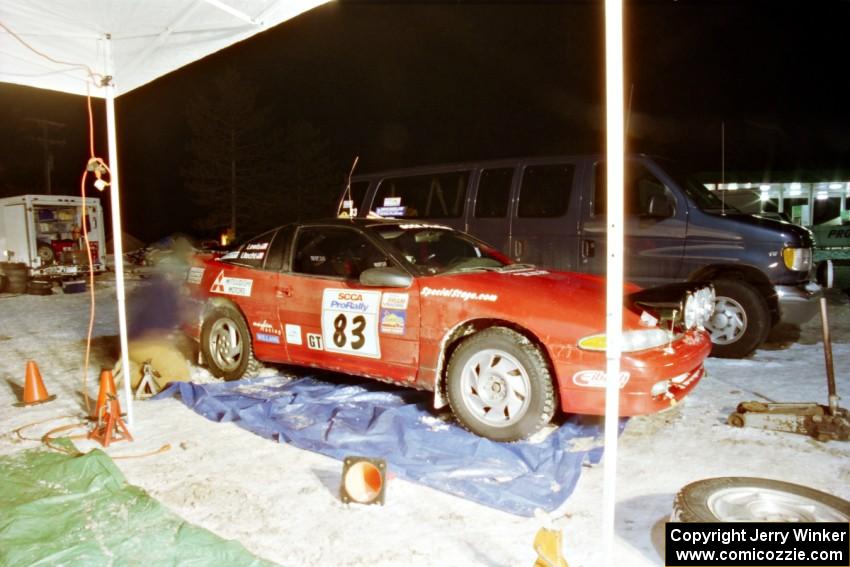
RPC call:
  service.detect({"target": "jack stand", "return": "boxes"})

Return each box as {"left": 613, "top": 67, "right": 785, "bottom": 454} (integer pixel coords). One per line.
{"left": 728, "top": 296, "right": 849, "bottom": 442}
{"left": 135, "top": 361, "right": 161, "bottom": 399}
{"left": 88, "top": 394, "right": 134, "bottom": 447}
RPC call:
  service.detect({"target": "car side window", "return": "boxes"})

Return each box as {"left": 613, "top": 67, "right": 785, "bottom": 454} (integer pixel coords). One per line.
{"left": 292, "top": 227, "right": 391, "bottom": 279}
{"left": 264, "top": 226, "right": 293, "bottom": 271}
{"left": 474, "top": 167, "right": 513, "bottom": 218}
{"left": 594, "top": 162, "right": 675, "bottom": 217}
{"left": 228, "top": 230, "right": 276, "bottom": 268}
{"left": 517, "top": 164, "right": 574, "bottom": 218}
{"left": 372, "top": 171, "right": 469, "bottom": 218}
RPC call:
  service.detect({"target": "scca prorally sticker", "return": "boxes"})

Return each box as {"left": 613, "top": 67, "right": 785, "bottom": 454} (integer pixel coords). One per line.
{"left": 256, "top": 333, "right": 280, "bottom": 344}
{"left": 285, "top": 324, "right": 302, "bottom": 345}
{"left": 380, "top": 309, "right": 406, "bottom": 335}
{"left": 421, "top": 287, "right": 497, "bottom": 302}
{"left": 321, "top": 289, "right": 381, "bottom": 358}
{"left": 252, "top": 320, "right": 281, "bottom": 336}
{"left": 307, "top": 333, "right": 324, "bottom": 350}
{"left": 209, "top": 271, "right": 253, "bottom": 297}
{"left": 572, "top": 370, "right": 630, "bottom": 389}
{"left": 381, "top": 292, "right": 409, "bottom": 310}
{"left": 186, "top": 266, "right": 205, "bottom": 285}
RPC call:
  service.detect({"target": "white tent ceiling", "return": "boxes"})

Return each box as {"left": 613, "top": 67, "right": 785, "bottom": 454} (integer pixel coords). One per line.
{"left": 0, "top": 0, "right": 329, "bottom": 97}
{"left": 0, "top": 0, "right": 331, "bottom": 427}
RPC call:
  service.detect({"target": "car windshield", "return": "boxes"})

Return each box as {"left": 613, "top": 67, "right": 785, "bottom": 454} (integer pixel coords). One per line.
{"left": 655, "top": 158, "right": 738, "bottom": 212}
{"left": 369, "top": 223, "right": 511, "bottom": 275}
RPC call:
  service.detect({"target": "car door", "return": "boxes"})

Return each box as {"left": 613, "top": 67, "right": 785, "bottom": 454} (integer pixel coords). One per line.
{"left": 509, "top": 159, "right": 582, "bottom": 270}
{"left": 276, "top": 224, "right": 420, "bottom": 383}
{"left": 580, "top": 158, "right": 687, "bottom": 286}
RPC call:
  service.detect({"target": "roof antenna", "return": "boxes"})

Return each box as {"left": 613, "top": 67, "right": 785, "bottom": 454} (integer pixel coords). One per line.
{"left": 721, "top": 121, "right": 726, "bottom": 216}
{"left": 337, "top": 155, "right": 359, "bottom": 219}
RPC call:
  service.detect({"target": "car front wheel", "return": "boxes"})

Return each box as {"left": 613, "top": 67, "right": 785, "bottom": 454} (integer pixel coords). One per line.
{"left": 446, "top": 327, "right": 556, "bottom": 442}
{"left": 200, "top": 304, "right": 260, "bottom": 380}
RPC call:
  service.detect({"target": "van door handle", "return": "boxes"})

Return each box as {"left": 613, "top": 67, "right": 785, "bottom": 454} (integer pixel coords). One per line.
{"left": 276, "top": 286, "right": 292, "bottom": 299}
{"left": 514, "top": 239, "right": 524, "bottom": 259}
{"left": 582, "top": 239, "right": 596, "bottom": 258}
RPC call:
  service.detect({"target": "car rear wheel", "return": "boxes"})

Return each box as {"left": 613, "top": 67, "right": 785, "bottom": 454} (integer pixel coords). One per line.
{"left": 705, "top": 279, "right": 770, "bottom": 358}
{"left": 446, "top": 327, "right": 556, "bottom": 442}
{"left": 672, "top": 477, "right": 850, "bottom": 522}
{"left": 200, "top": 304, "right": 260, "bottom": 380}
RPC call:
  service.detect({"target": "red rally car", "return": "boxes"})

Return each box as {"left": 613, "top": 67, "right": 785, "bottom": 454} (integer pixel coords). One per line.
{"left": 183, "top": 219, "right": 714, "bottom": 441}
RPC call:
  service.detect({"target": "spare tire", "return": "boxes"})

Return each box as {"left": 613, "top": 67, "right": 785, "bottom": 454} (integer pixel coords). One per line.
{"left": 672, "top": 477, "right": 850, "bottom": 522}
{"left": 27, "top": 280, "right": 54, "bottom": 295}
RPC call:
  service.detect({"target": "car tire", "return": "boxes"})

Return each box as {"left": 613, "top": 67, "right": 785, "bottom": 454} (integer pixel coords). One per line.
{"left": 705, "top": 279, "right": 770, "bottom": 358}
{"left": 200, "top": 304, "right": 261, "bottom": 381}
{"left": 671, "top": 477, "right": 850, "bottom": 522}
{"left": 446, "top": 327, "right": 556, "bottom": 442}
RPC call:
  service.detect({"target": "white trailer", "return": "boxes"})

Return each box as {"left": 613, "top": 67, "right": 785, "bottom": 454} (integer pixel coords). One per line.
{"left": 0, "top": 194, "right": 106, "bottom": 277}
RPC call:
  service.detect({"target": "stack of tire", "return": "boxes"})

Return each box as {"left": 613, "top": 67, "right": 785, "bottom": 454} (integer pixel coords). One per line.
{"left": 0, "top": 262, "right": 28, "bottom": 294}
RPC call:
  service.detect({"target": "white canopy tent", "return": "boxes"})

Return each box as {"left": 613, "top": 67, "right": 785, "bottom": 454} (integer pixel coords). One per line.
{"left": 1, "top": 3, "right": 626, "bottom": 564}
{"left": 0, "top": 0, "right": 331, "bottom": 426}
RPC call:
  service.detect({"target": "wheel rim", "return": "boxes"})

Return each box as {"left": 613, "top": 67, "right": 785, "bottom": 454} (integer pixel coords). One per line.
{"left": 459, "top": 348, "right": 531, "bottom": 428}
{"left": 208, "top": 317, "right": 244, "bottom": 372}
{"left": 706, "top": 295, "right": 747, "bottom": 345}
{"left": 707, "top": 487, "right": 849, "bottom": 522}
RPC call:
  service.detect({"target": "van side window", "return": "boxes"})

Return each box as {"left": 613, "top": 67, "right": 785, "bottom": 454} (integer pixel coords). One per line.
{"left": 594, "top": 163, "right": 674, "bottom": 217}
{"left": 373, "top": 171, "right": 469, "bottom": 218}
{"left": 517, "top": 164, "right": 574, "bottom": 218}
{"left": 474, "top": 168, "right": 513, "bottom": 218}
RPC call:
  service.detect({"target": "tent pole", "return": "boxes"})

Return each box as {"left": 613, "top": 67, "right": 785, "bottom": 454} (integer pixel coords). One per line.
{"left": 602, "top": 0, "right": 625, "bottom": 565}
{"left": 104, "top": 40, "right": 134, "bottom": 429}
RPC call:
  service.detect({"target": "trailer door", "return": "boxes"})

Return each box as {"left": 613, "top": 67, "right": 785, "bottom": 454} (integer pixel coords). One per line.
{"left": 2, "top": 204, "right": 30, "bottom": 265}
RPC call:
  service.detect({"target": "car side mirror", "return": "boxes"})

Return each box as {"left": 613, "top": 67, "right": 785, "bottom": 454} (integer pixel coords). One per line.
{"left": 359, "top": 267, "right": 412, "bottom": 288}
{"left": 644, "top": 194, "right": 674, "bottom": 219}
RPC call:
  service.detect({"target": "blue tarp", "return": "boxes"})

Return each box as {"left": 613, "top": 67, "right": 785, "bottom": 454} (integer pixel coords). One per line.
{"left": 157, "top": 375, "right": 619, "bottom": 516}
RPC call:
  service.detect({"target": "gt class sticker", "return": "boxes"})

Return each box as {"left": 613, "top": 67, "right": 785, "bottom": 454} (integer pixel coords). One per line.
{"left": 572, "top": 370, "right": 631, "bottom": 389}
{"left": 321, "top": 289, "right": 381, "bottom": 358}
{"left": 210, "top": 271, "right": 253, "bottom": 297}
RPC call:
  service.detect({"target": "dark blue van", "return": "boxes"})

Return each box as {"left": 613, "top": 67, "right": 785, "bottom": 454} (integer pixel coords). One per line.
{"left": 339, "top": 155, "right": 821, "bottom": 358}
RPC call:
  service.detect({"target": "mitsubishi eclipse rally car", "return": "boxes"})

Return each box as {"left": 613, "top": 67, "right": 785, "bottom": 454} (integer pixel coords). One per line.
{"left": 183, "top": 219, "right": 713, "bottom": 441}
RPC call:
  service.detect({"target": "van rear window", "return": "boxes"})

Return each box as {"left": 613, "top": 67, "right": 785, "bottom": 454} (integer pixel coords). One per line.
{"left": 373, "top": 171, "right": 469, "bottom": 219}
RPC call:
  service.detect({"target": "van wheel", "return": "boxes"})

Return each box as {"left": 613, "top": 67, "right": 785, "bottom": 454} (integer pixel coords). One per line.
{"left": 705, "top": 279, "right": 769, "bottom": 358}
{"left": 446, "top": 327, "right": 556, "bottom": 442}
{"left": 200, "top": 304, "right": 260, "bottom": 380}
{"left": 705, "top": 280, "right": 771, "bottom": 358}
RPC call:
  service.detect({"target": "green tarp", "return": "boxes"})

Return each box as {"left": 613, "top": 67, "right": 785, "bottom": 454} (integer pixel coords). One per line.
{"left": 0, "top": 440, "right": 275, "bottom": 567}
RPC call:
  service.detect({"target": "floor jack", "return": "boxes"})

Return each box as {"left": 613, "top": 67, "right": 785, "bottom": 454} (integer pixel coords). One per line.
{"left": 727, "top": 295, "right": 850, "bottom": 442}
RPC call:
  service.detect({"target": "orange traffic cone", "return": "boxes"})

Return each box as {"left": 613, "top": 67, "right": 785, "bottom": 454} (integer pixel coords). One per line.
{"left": 14, "top": 360, "right": 56, "bottom": 406}
{"left": 91, "top": 368, "right": 117, "bottom": 420}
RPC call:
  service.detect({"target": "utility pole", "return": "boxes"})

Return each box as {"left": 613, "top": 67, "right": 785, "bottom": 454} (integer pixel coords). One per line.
{"left": 25, "top": 118, "right": 66, "bottom": 195}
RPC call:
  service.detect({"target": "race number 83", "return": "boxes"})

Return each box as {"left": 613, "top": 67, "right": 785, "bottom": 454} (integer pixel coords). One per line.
{"left": 321, "top": 289, "right": 381, "bottom": 358}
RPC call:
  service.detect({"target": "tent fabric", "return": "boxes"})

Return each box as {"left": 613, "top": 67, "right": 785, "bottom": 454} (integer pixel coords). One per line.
{"left": 0, "top": 0, "right": 329, "bottom": 97}
{"left": 157, "top": 375, "right": 621, "bottom": 517}
{"left": 0, "top": 439, "right": 273, "bottom": 567}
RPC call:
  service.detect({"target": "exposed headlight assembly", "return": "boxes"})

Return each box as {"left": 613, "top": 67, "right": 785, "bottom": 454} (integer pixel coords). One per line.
{"left": 783, "top": 247, "right": 812, "bottom": 272}
{"left": 578, "top": 328, "right": 672, "bottom": 352}
{"left": 683, "top": 285, "right": 715, "bottom": 330}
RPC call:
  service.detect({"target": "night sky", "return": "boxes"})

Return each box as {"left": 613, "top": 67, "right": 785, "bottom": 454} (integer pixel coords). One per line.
{"left": 1, "top": 1, "right": 849, "bottom": 241}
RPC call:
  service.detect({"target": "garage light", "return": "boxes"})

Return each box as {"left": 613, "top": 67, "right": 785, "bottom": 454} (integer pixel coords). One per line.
{"left": 829, "top": 183, "right": 842, "bottom": 190}
{"left": 790, "top": 182, "right": 802, "bottom": 190}
{"left": 760, "top": 193, "right": 770, "bottom": 202}
{"left": 760, "top": 184, "right": 771, "bottom": 192}
{"left": 816, "top": 191, "right": 828, "bottom": 200}
{"left": 727, "top": 183, "right": 738, "bottom": 190}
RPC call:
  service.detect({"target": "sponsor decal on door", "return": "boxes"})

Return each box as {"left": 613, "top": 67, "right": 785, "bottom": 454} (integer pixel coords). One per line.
{"left": 209, "top": 270, "right": 253, "bottom": 297}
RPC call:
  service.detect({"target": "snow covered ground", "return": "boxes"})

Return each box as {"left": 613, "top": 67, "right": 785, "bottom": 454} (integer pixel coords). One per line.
{"left": 1, "top": 275, "right": 849, "bottom": 566}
